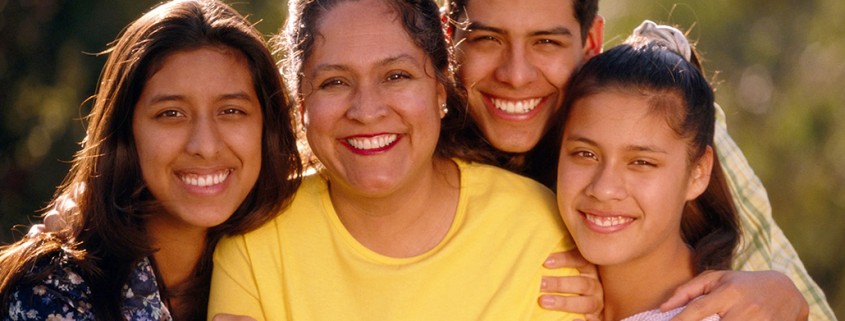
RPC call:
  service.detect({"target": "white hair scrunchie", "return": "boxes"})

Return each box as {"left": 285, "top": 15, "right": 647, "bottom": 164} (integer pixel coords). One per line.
{"left": 631, "top": 20, "right": 692, "bottom": 62}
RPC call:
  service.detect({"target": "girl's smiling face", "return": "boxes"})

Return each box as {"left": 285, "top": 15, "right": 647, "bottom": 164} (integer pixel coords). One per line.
{"left": 133, "top": 47, "right": 263, "bottom": 232}
{"left": 556, "top": 90, "right": 712, "bottom": 267}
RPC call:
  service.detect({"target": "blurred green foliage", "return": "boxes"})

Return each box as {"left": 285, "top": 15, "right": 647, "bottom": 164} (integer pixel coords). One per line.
{"left": 1, "top": 0, "right": 842, "bottom": 318}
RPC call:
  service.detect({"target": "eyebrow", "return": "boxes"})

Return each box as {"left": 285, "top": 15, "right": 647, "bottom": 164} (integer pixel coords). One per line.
{"left": 379, "top": 54, "right": 420, "bottom": 68}
{"left": 565, "top": 135, "right": 668, "bottom": 154}
{"left": 467, "top": 21, "right": 574, "bottom": 38}
{"left": 309, "top": 53, "right": 421, "bottom": 76}
{"left": 148, "top": 92, "right": 254, "bottom": 105}
{"left": 308, "top": 64, "right": 350, "bottom": 76}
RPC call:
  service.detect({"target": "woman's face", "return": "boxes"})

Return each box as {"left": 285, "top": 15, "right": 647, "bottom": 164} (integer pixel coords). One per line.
{"left": 556, "top": 90, "right": 711, "bottom": 267}
{"left": 300, "top": 0, "right": 446, "bottom": 198}
{"left": 133, "top": 47, "right": 263, "bottom": 232}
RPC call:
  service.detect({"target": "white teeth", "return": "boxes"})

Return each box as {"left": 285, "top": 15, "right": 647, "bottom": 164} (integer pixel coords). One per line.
{"left": 491, "top": 98, "right": 542, "bottom": 114}
{"left": 180, "top": 170, "right": 230, "bottom": 187}
{"left": 585, "top": 214, "right": 633, "bottom": 227}
{"left": 347, "top": 134, "right": 398, "bottom": 150}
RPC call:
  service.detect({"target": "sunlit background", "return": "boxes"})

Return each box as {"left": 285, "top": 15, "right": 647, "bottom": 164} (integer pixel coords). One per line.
{"left": 1, "top": 0, "right": 842, "bottom": 318}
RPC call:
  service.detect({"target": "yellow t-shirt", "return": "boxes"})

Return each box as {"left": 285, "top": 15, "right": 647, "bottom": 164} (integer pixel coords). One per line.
{"left": 209, "top": 159, "right": 582, "bottom": 321}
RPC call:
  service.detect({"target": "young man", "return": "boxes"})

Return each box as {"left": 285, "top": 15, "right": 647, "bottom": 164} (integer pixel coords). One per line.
{"left": 445, "top": 0, "right": 835, "bottom": 320}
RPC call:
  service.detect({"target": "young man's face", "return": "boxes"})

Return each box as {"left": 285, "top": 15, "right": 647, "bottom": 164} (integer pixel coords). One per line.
{"left": 454, "top": 0, "right": 603, "bottom": 153}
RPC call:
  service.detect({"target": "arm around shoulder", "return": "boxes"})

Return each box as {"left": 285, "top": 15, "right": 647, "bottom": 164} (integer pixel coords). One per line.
{"left": 712, "top": 104, "right": 835, "bottom": 320}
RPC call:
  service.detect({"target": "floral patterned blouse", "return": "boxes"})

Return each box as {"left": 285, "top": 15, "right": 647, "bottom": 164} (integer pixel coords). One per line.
{"left": 4, "top": 254, "right": 172, "bottom": 321}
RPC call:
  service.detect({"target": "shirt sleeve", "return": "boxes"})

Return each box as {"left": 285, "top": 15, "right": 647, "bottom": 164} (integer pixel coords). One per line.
{"left": 208, "top": 234, "right": 266, "bottom": 321}
{"left": 713, "top": 104, "right": 835, "bottom": 320}
{"left": 4, "top": 264, "right": 96, "bottom": 321}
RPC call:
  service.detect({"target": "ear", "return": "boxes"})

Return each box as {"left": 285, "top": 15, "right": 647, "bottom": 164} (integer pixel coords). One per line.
{"left": 685, "top": 146, "right": 714, "bottom": 201}
{"left": 583, "top": 15, "right": 605, "bottom": 60}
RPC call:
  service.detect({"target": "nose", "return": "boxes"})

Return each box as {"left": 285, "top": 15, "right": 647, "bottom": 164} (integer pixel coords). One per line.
{"left": 346, "top": 82, "right": 388, "bottom": 123}
{"left": 585, "top": 163, "right": 627, "bottom": 201}
{"left": 494, "top": 44, "right": 538, "bottom": 88}
{"left": 185, "top": 114, "right": 222, "bottom": 159}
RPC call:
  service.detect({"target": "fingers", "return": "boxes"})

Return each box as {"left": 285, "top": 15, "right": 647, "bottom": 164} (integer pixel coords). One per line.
{"left": 54, "top": 190, "right": 79, "bottom": 215}
{"left": 541, "top": 275, "right": 600, "bottom": 296}
{"left": 541, "top": 250, "right": 604, "bottom": 316}
{"left": 668, "top": 270, "right": 807, "bottom": 321}
{"left": 42, "top": 184, "right": 81, "bottom": 232}
{"left": 43, "top": 210, "right": 68, "bottom": 232}
{"left": 539, "top": 294, "right": 602, "bottom": 316}
{"left": 544, "top": 249, "right": 591, "bottom": 270}
{"left": 670, "top": 295, "right": 768, "bottom": 321}
{"left": 540, "top": 275, "right": 603, "bottom": 316}
{"left": 668, "top": 294, "right": 726, "bottom": 321}
{"left": 661, "top": 270, "right": 723, "bottom": 311}
{"left": 26, "top": 224, "right": 47, "bottom": 238}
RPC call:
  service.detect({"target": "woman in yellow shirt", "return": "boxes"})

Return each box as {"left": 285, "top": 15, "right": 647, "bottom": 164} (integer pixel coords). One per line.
{"left": 208, "top": 0, "right": 581, "bottom": 320}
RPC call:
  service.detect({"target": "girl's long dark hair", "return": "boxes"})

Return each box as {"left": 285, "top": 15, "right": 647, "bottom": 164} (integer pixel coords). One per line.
{"left": 548, "top": 37, "right": 740, "bottom": 273}
{"left": 0, "top": 0, "right": 301, "bottom": 319}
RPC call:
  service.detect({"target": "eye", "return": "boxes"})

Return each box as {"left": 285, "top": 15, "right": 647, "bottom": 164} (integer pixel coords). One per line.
{"left": 385, "top": 71, "right": 412, "bottom": 82}
{"left": 319, "top": 78, "right": 347, "bottom": 89}
{"left": 156, "top": 109, "right": 184, "bottom": 118}
{"left": 220, "top": 107, "right": 247, "bottom": 116}
{"left": 572, "top": 150, "right": 598, "bottom": 161}
{"left": 631, "top": 159, "right": 657, "bottom": 167}
{"left": 471, "top": 35, "right": 497, "bottom": 42}
{"left": 466, "top": 32, "right": 502, "bottom": 46}
{"left": 535, "top": 38, "right": 562, "bottom": 46}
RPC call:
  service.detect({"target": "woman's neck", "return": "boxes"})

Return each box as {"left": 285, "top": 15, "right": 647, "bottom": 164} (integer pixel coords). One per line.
{"left": 145, "top": 216, "right": 207, "bottom": 309}
{"left": 330, "top": 157, "right": 460, "bottom": 258}
{"left": 600, "top": 240, "right": 696, "bottom": 321}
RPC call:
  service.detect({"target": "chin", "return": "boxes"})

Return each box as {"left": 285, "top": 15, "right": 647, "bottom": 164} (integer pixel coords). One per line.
{"left": 185, "top": 207, "right": 239, "bottom": 228}
{"left": 582, "top": 249, "right": 630, "bottom": 267}
{"left": 489, "top": 139, "right": 536, "bottom": 154}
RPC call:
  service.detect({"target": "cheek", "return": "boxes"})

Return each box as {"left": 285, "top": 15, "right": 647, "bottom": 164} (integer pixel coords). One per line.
{"left": 133, "top": 124, "right": 168, "bottom": 173}
{"left": 413, "top": 99, "right": 444, "bottom": 134}
{"left": 457, "top": 54, "right": 496, "bottom": 83}
{"left": 632, "top": 175, "right": 686, "bottom": 215}
{"left": 302, "top": 112, "right": 333, "bottom": 161}
{"left": 233, "top": 123, "right": 264, "bottom": 161}
{"left": 539, "top": 51, "right": 582, "bottom": 87}
{"left": 544, "top": 64, "right": 576, "bottom": 88}
{"left": 303, "top": 108, "right": 327, "bottom": 137}
{"left": 243, "top": 145, "right": 262, "bottom": 183}
{"left": 556, "top": 165, "right": 586, "bottom": 201}
{"left": 247, "top": 129, "right": 264, "bottom": 162}
{"left": 134, "top": 135, "right": 178, "bottom": 198}
{"left": 302, "top": 98, "right": 339, "bottom": 130}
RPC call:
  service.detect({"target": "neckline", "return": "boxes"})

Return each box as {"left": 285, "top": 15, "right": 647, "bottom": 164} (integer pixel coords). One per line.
{"left": 317, "top": 158, "right": 469, "bottom": 265}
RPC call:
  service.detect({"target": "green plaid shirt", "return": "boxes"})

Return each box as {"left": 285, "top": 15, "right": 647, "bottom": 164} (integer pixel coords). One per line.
{"left": 715, "top": 104, "right": 836, "bottom": 320}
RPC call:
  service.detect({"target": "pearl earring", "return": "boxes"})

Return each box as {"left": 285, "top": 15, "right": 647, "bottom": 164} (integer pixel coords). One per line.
{"left": 441, "top": 103, "right": 448, "bottom": 116}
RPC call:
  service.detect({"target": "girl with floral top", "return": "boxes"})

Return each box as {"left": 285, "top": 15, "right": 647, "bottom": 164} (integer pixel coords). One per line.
{"left": 554, "top": 21, "right": 740, "bottom": 321}
{"left": 0, "top": 0, "right": 301, "bottom": 320}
